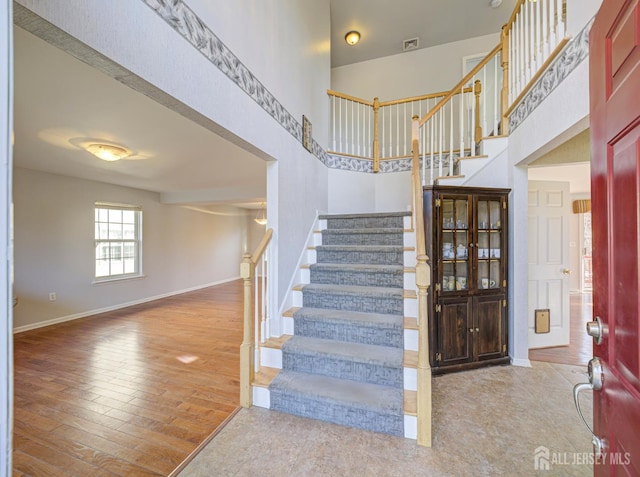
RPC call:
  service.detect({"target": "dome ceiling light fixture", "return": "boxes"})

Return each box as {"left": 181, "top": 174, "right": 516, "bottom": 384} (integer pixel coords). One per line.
{"left": 345, "top": 31, "right": 361, "bottom": 46}
{"left": 490, "top": 0, "right": 503, "bottom": 7}
{"left": 84, "top": 143, "right": 132, "bottom": 162}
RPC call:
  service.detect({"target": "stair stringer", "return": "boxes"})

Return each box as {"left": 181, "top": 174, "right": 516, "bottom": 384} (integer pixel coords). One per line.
{"left": 460, "top": 137, "right": 510, "bottom": 188}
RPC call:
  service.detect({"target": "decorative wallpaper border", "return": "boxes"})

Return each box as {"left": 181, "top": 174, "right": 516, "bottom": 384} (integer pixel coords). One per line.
{"left": 509, "top": 18, "right": 594, "bottom": 133}
{"left": 327, "top": 153, "right": 459, "bottom": 174}
{"left": 142, "top": 0, "right": 330, "bottom": 168}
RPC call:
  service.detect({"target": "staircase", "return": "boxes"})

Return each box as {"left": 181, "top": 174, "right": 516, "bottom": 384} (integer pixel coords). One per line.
{"left": 265, "top": 212, "right": 414, "bottom": 436}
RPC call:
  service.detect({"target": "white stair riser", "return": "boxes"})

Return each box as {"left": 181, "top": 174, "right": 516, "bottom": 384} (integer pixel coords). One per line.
{"left": 318, "top": 219, "right": 327, "bottom": 230}
{"left": 403, "top": 232, "right": 416, "bottom": 248}
{"left": 307, "top": 249, "right": 317, "bottom": 263}
{"left": 283, "top": 316, "right": 294, "bottom": 335}
{"left": 404, "top": 250, "right": 417, "bottom": 267}
{"left": 404, "top": 329, "right": 418, "bottom": 351}
{"left": 253, "top": 386, "right": 270, "bottom": 409}
{"left": 292, "top": 290, "right": 303, "bottom": 307}
{"left": 260, "top": 348, "right": 282, "bottom": 369}
{"left": 404, "top": 415, "right": 417, "bottom": 440}
{"left": 404, "top": 272, "right": 417, "bottom": 291}
{"left": 404, "top": 298, "right": 417, "bottom": 317}
{"left": 404, "top": 367, "right": 417, "bottom": 391}
{"left": 312, "top": 232, "right": 322, "bottom": 246}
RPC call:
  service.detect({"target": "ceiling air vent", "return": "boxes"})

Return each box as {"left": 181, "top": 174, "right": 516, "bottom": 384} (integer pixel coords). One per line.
{"left": 403, "top": 37, "right": 419, "bottom": 52}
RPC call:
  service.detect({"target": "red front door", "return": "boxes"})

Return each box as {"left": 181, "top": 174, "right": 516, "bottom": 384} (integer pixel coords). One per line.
{"left": 589, "top": 0, "right": 640, "bottom": 474}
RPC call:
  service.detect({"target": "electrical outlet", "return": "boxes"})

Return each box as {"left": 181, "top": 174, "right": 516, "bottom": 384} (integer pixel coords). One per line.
{"left": 48, "top": 292, "right": 56, "bottom": 301}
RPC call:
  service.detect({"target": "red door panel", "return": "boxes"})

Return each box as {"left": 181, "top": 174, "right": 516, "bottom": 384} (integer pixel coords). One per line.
{"left": 591, "top": 0, "right": 640, "bottom": 475}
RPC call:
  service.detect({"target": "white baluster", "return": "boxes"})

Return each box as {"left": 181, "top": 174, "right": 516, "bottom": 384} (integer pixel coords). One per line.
{"left": 507, "top": 27, "right": 518, "bottom": 103}
{"left": 337, "top": 98, "right": 341, "bottom": 152}
{"left": 439, "top": 110, "right": 444, "bottom": 178}
{"left": 459, "top": 86, "right": 464, "bottom": 157}
{"left": 542, "top": 0, "right": 549, "bottom": 58}
{"left": 396, "top": 103, "right": 400, "bottom": 157}
{"left": 404, "top": 103, "right": 408, "bottom": 157}
{"left": 493, "top": 54, "right": 498, "bottom": 135}
{"left": 331, "top": 96, "right": 335, "bottom": 151}
{"left": 449, "top": 99, "right": 454, "bottom": 176}
{"left": 351, "top": 100, "right": 355, "bottom": 155}
{"left": 535, "top": 0, "right": 541, "bottom": 70}
{"left": 482, "top": 65, "right": 487, "bottom": 138}
{"left": 422, "top": 122, "right": 426, "bottom": 185}
{"left": 549, "top": 0, "right": 557, "bottom": 49}
{"left": 430, "top": 112, "right": 435, "bottom": 185}
{"left": 556, "top": 0, "right": 564, "bottom": 40}
{"left": 357, "top": 102, "right": 361, "bottom": 157}
{"left": 529, "top": 0, "right": 535, "bottom": 75}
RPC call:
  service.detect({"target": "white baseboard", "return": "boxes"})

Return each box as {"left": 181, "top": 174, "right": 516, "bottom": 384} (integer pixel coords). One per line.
{"left": 13, "top": 276, "right": 240, "bottom": 334}
{"left": 511, "top": 357, "right": 532, "bottom": 368}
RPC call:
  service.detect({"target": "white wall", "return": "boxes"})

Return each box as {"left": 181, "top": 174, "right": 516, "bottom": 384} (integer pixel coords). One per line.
{"left": 331, "top": 33, "right": 499, "bottom": 101}
{"left": 328, "top": 169, "right": 411, "bottom": 214}
{"left": 14, "top": 0, "right": 331, "bottom": 316}
{"left": 13, "top": 167, "right": 248, "bottom": 330}
{"left": 0, "top": 2, "right": 12, "bottom": 474}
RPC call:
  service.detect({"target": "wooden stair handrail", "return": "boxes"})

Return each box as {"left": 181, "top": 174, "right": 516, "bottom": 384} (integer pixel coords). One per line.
{"left": 418, "top": 43, "right": 502, "bottom": 127}
{"left": 251, "top": 228, "right": 273, "bottom": 264}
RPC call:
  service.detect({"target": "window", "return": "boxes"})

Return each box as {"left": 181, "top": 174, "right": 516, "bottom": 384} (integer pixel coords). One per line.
{"left": 95, "top": 203, "right": 142, "bottom": 280}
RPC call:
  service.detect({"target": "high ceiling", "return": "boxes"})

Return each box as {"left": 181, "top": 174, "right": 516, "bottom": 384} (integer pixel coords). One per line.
{"left": 14, "top": 2, "right": 519, "bottom": 206}
{"left": 330, "top": 0, "right": 518, "bottom": 67}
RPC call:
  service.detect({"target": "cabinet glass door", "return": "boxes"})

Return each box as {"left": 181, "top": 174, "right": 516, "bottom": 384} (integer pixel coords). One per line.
{"left": 476, "top": 199, "right": 502, "bottom": 290}
{"left": 441, "top": 197, "right": 469, "bottom": 292}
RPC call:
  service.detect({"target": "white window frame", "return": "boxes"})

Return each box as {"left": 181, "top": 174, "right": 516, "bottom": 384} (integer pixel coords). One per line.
{"left": 94, "top": 202, "right": 143, "bottom": 282}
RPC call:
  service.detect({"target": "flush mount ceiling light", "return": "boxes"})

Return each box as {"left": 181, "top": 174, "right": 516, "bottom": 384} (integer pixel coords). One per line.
{"left": 489, "top": 0, "right": 502, "bottom": 7}
{"left": 254, "top": 202, "right": 267, "bottom": 225}
{"left": 84, "top": 143, "right": 131, "bottom": 162}
{"left": 345, "top": 31, "right": 361, "bottom": 46}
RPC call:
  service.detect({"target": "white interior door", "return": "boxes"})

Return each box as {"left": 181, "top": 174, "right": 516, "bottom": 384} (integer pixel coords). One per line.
{"left": 527, "top": 180, "right": 571, "bottom": 348}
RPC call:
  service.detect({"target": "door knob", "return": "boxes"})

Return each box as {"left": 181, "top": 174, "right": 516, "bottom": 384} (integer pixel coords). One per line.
{"left": 573, "top": 357, "right": 606, "bottom": 459}
{"left": 562, "top": 268, "right": 571, "bottom": 275}
{"left": 586, "top": 316, "right": 606, "bottom": 345}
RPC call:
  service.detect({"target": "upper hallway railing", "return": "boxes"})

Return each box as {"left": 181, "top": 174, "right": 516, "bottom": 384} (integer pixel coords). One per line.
{"left": 327, "top": 0, "right": 571, "bottom": 183}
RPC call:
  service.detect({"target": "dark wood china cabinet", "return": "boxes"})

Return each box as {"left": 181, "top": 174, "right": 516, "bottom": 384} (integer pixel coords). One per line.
{"left": 423, "top": 186, "right": 511, "bottom": 374}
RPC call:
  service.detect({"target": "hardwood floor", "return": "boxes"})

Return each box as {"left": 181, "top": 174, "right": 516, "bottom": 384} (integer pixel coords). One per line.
{"left": 529, "top": 293, "right": 593, "bottom": 366}
{"left": 13, "top": 280, "right": 244, "bottom": 476}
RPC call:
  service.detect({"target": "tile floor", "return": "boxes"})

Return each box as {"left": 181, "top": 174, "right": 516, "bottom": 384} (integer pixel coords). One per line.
{"left": 179, "top": 361, "right": 592, "bottom": 476}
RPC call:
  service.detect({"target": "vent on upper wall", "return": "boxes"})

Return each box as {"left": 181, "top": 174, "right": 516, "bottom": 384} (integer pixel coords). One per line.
{"left": 403, "top": 37, "right": 419, "bottom": 52}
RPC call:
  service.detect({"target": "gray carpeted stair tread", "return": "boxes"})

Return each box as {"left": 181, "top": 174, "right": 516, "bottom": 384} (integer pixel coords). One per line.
{"left": 270, "top": 370, "right": 403, "bottom": 414}
{"left": 319, "top": 212, "right": 411, "bottom": 219}
{"left": 294, "top": 307, "right": 402, "bottom": 327}
{"left": 322, "top": 228, "right": 404, "bottom": 234}
{"left": 283, "top": 336, "right": 403, "bottom": 366}
{"left": 315, "top": 245, "right": 404, "bottom": 252}
{"left": 310, "top": 263, "right": 403, "bottom": 273}
{"left": 302, "top": 283, "right": 402, "bottom": 298}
